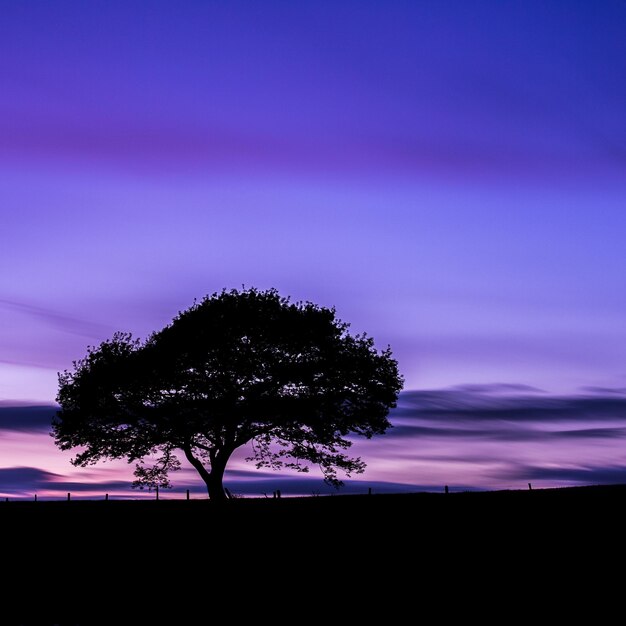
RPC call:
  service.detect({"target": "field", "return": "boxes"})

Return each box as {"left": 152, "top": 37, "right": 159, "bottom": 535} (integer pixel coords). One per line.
{"left": 1, "top": 486, "right": 619, "bottom": 623}
{"left": 4, "top": 484, "right": 625, "bottom": 544}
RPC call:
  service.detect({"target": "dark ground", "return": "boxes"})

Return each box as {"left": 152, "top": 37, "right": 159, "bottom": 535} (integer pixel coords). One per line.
{"left": 1, "top": 486, "right": 622, "bottom": 623}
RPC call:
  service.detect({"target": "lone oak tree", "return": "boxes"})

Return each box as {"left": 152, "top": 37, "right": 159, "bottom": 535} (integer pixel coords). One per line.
{"left": 54, "top": 288, "right": 403, "bottom": 500}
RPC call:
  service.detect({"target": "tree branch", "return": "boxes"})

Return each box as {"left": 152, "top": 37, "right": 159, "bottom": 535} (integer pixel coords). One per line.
{"left": 183, "top": 443, "right": 212, "bottom": 485}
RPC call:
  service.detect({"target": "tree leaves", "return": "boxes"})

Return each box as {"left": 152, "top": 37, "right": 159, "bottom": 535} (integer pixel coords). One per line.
{"left": 54, "top": 288, "right": 403, "bottom": 498}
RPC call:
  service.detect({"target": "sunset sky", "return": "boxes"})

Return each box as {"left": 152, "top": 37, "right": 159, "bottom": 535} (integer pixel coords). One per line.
{"left": 1, "top": 1, "right": 626, "bottom": 497}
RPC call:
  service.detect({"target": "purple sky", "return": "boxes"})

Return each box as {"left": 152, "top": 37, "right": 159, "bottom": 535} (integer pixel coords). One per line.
{"left": 1, "top": 1, "right": 626, "bottom": 497}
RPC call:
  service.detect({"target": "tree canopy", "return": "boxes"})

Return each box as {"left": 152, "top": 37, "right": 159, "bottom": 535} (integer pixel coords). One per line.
{"left": 54, "top": 288, "right": 403, "bottom": 500}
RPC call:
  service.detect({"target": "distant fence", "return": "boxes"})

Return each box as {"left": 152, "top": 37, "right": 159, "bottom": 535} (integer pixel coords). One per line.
{"left": 2, "top": 486, "right": 198, "bottom": 502}
{"left": 1, "top": 483, "right": 537, "bottom": 502}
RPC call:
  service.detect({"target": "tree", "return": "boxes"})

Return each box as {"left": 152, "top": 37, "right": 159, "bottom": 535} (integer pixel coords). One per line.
{"left": 54, "top": 288, "right": 403, "bottom": 501}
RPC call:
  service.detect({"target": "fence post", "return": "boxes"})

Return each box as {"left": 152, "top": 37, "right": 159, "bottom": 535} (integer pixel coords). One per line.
{"left": 276, "top": 489, "right": 281, "bottom": 499}
{"left": 528, "top": 482, "right": 532, "bottom": 491}
{"left": 67, "top": 492, "right": 71, "bottom": 502}
{"left": 445, "top": 485, "right": 449, "bottom": 494}
{"left": 186, "top": 489, "right": 190, "bottom": 501}
{"left": 34, "top": 494, "right": 37, "bottom": 502}
{"left": 368, "top": 487, "right": 372, "bottom": 496}
{"left": 105, "top": 493, "right": 109, "bottom": 501}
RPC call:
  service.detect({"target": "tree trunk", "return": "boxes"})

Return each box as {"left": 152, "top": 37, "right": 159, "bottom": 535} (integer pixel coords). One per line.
{"left": 206, "top": 461, "right": 227, "bottom": 501}
{"left": 183, "top": 444, "right": 230, "bottom": 502}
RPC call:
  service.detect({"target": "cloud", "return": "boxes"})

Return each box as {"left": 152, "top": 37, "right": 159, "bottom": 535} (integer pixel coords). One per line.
{"left": 0, "top": 466, "right": 58, "bottom": 492}
{"left": 554, "top": 427, "right": 626, "bottom": 440}
{"left": 580, "top": 387, "right": 626, "bottom": 395}
{"left": 449, "top": 383, "right": 546, "bottom": 395}
{"left": 41, "top": 480, "right": 133, "bottom": 493}
{"left": 221, "top": 475, "right": 445, "bottom": 497}
{"left": 501, "top": 464, "right": 626, "bottom": 485}
{"left": 394, "top": 385, "right": 626, "bottom": 423}
{"left": 0, "top": 298, "right": 111, "bottom": 339}
{"left": 388, "top": 424, "right": 626, "bottom": 442}
{"left": 3, "top": 384, "right": 626, "bottom": 497}
{"left": 0, "top": 466, "right": 136, "bottom": 497}
{"left": 214, "top": 468, "right": 440, "bottom": 496}
{"left": 0, "top": 405, "right": 56, "bottom": 433}
{"left": 0, "top": 464, "right": 444, "bottom": 498}
{"left": 2, "top": 111, "right": 624, "bottom": 186}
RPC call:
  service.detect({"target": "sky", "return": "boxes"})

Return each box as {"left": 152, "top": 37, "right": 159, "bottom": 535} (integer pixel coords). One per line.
{"left": 1, "top": 1, "right": 626, "bottom": 497}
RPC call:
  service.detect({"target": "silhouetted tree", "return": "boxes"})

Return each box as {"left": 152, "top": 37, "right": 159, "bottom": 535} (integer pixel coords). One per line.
{"left": 54, "top": 288, "right": 403, "bottom": 500}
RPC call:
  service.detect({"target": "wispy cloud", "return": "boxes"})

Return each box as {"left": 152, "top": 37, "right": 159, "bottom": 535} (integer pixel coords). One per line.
{"left": 0, "top": 466, "right": 134, "bottom": 497}
{"left": 0, "top": 298, "right": 111, "bottom": 339}
{"left": 0, "top": 405, "right": 56, "bottom": 433}
{"left": 389, "top": 424, "right": 626, "bottom": 442}
{"left": 2, "top": 117, "right": 624, "bottom": 185}
{"left": 499, "top": 464, "right": 626, "bottom": 485}
{"left": 0, "top": 466, "right": 58, "bottom": 492}
{"left": 3, "top": 386, "right": 626, "bottom": 496}
{"left": 395, "top": 385, "right": 626, "bottom": 423}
